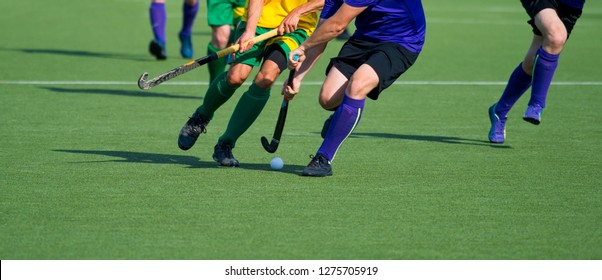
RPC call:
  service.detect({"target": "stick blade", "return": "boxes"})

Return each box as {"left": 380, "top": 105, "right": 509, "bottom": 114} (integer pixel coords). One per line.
{"left": 138, "top": 72, "right": 150, "bottom": 90}
{"left": 261, "top": 136, "right": 278, "bottom": 153}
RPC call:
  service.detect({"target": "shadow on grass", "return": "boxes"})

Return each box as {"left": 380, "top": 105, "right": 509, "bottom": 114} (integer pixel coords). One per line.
{"left": 3, "top": 48, "right": 150, "bottom": 62}
{"left": 53, "top": 149, "right": 305, "bottom": 175}
{"left": 349, "top": 132, "right": 512, "bottom": 148}
{"left": 41, "top": 86, "right": 201, "bottom": 100}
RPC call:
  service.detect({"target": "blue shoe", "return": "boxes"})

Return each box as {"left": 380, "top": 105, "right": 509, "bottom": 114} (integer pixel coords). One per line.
{"left": 523, "top": 104, "right": 543, "bottom": 125}
{"left": 179, "top": 33, "right": 193, "bottom": 59}
{"left": 149, "top": 40, "right": 166, "bottom": 60}
{"left": 488, "top": 103, "right": 506, "bottom": 143}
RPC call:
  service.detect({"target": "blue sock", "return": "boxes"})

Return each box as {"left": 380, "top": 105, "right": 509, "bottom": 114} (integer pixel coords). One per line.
{"left": 495, "top": 63, "right": 532, "bottom": 121}
{"left": 180, "top": 1, "right": 198, "bottom": 36}
{"left": 529, "top": 47, "right": 559, "bottom": 108}
{"left": 149, "top": 3, "right": 166, "bottom": 44}
{"left": 317, "top": 95, "right": 364, "bottom": 161}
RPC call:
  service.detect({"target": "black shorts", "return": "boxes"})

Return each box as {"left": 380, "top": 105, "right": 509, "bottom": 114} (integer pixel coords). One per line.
{"left": 520, "top": 0, "right": 583, "bottom": 36}
{"left": 326, "top": 38, "right": 419, "bottom": 100}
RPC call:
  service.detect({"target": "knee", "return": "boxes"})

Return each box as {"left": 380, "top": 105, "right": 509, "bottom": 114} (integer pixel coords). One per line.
{"left": 226, "top": 71, "right": 246, "bottom": 88}
{"left": 318, "top": 94, "right": 340, "bottom": 110}
{"left": 543, "top": 27, "right": 567, "bottom": 54}
{"left": 253, "top": 71, "right": 278, "bottom": 90}
{"left": 211, "top": 26, "right": 231, "bottom": 48}
{"left": 346, "top": 76, "right": 376, "bottom": 100}
{"left": 318, "top": 96, "right": 331, "bottom": 110}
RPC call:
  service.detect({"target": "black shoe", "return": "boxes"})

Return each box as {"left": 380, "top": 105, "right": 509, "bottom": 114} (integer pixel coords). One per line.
{"left": 213, "top": 142, "right": 239, "bottom": 167}
{"left": 321, "top": 114, "right": 334, "bottom": 139}
{"left": 178, "top": 112, "right": 209, "bottom": 150}
{"left": 149, "top": 40, "right": 167, "bottom": 60}
{"left": 302, "top": 154, "right": 332, "bottom": 177}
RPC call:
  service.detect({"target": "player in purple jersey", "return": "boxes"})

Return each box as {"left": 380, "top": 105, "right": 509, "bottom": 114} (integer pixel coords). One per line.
{"left": 285, "top": 0, "right": 426, "bottom": 176}
{"left": 148, "top": 0, "right": 199, "bottom": 60}
{"left": 488, "top": 0, "right": 586, "bottom": 143}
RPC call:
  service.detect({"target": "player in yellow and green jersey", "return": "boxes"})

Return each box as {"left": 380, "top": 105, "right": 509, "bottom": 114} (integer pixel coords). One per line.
{"left": 178, "top": 0, "right": 323, "bottom": 167}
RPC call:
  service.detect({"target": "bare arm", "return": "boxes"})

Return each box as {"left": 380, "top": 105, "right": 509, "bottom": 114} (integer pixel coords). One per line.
{"left": 288, "top": 3, "right": 366, "bottom": 71}
{"left": 237, "top": 0, "right": 264, "bottom": 53}
{"left": 300, "top": 4, "right": 365, "bottom": 51}
{"left": 282, "top": 42, "right": 327, "bottom": 100}
{"left": 282, "top": 19, "right": 328, "bottom": 100}
{"left": 283, "top": 4, "right": 367, "bottom": 99}
{"left": 278, "top": 0, "right": 325, "bottom": 35}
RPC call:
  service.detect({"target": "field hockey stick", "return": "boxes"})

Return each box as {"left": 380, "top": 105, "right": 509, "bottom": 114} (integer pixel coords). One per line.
{"left": 138, "top": 28, "right": 279, "bottom": 90}
{"left": 261, "top": 64, "right": 297, "bottom": 153}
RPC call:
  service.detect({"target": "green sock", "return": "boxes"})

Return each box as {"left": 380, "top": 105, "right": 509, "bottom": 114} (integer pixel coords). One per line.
{"left": 207, "top": 43, "right": 228, "bottom": 85}
{"left": 197, "top": 71, "right": 239, "bottom": 120}
{"left": 218, "top": 82, "right": 270, "bottom": 147}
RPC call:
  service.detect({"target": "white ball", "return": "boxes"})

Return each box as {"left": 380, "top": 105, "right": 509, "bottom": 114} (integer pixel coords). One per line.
{"left": 270, "top": 157, "right": 284, "bottom": 170}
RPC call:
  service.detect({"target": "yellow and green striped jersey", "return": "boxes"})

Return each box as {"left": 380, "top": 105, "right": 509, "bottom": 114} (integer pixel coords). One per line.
{"left": 243, "top": 0, "right": 319, "bottom": 35}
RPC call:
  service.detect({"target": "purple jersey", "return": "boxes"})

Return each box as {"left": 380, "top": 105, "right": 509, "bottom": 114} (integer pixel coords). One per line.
{"left": 321, "top": 0, "right": 426, "bottom": 53}
{"left": 560, "top": 0, "right": 585, "bottom": 9}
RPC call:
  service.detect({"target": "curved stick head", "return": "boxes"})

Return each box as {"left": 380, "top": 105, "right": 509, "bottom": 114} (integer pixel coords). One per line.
{"left": 261, "top": 136, "right": 278, "bottom": 153}
{"left": 137, "top": 72, "right": 150, "bottom": 90}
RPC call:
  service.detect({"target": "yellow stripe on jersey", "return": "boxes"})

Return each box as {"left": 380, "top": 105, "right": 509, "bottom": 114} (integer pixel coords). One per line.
{"left": 233, "top": 6, "right": 244, "bottom": 19}
{"left": 266, "top": 35, "right": 300, "bottom": 51}
{"left": 243, "top": 0, "right": 318, "bottom": 35}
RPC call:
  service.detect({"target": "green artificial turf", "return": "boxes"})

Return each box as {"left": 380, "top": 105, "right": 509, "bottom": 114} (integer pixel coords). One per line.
{"left": 0, "top": 0, "right": 600, "bottom": 259}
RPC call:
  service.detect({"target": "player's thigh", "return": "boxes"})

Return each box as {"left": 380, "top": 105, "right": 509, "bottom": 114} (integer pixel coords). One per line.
{"left": 230, "top": 25, "right": 273, "bottom": 67}
{"left": 252, "top": 30, "right": 307, "bottom": 88}
{"left": 346, "top": 64, "right": 379, "bottom": 100}
{"left": 211, "top": 25, "right": 231, "bottom": 48}
{"left": 320, "top": 67, "right": 348, "bottom": 110}
{"left": 227, "top": 63, "right": 253, "bottom": 86}
{"left": 266, "top": 29, "right": 309, "bottom": 59}
{"left": 533, "top": 8, "right": 567, "bottom": 45}
{"left": 254, "top": 59, "right": 282, "bottom": 88}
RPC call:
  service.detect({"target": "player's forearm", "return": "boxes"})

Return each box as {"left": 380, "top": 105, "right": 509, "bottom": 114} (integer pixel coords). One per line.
{"left": 245, "top": 0, "right": 264, "bottom": 32}
{"left": 291, "top": 0, "right": 324, "bottom": 17}
{"left": 293, "top": 42, "right": 327, "bottom": 83}
{"left": 293, "top": 19, "right": 327, "bottom": 82}
{"left": 300, "top": 3, "right": 364, "bottom": 51}
{"left": 299, "top": 19, "right": 345, "bottom": 51}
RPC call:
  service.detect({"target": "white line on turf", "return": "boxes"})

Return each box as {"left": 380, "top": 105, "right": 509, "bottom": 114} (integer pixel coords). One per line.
{"left": 1, "top": 80, "right": 601, "bottom": 86}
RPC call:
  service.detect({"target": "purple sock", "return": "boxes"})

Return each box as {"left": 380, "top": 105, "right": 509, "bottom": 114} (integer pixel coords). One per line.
{"left": 529, "top": 47, "right": 559, "bottom": 108}
{"left": 317, "top": 95, "right": 364, "bottom": 161}
{"left": 149, "top": 3, "right": 166, "bottom": 44}
{"left": 495, "top": 63, "right": 532, "bottom": 121}
{"left": 180, "top": 1, "right": 199, "bottom": 36}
